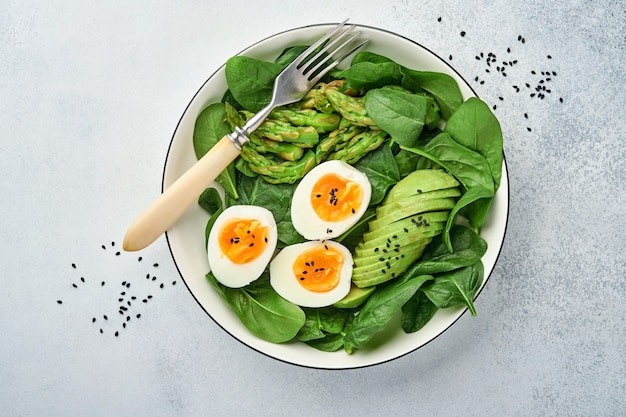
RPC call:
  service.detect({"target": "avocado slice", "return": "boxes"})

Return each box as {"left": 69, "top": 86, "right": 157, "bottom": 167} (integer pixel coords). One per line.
{"left": 333, "top": 284, "right": 376, "bottom": 308}
{"left": 375, "top": 187, "right": 461, "bottom": 219}
{"left": 368, "top": 201, "right": 455, "bottom": 233}
{"left": 352, "top": 238, "right": 432, "bottom": 287}
{"left": 383, "top": 169, "right": 459, "bottom": 205}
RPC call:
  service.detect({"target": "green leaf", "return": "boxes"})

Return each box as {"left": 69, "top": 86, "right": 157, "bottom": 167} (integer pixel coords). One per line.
{"left": 198, "top": 187, "right": 225, "bottom": 247}
{"left": 343, "top": 274, "right": 432, "bottom": 350}
{"left": 400, "top": 68, "right": 463, "bottom": 119}
{"left": 364, "top": 88, "right": 429, "bottom": 147}
{"left": 227, "top": 172, "right": 304, "bottom": 247}
{"left": 421, "top": 261, "right": 484, "bottom": 316}
{"left": 334, "top": 61, "right": 402, "bottom": 90}
{"left": 353, "top": 140, "right": 400, "bottom": 205}
{"left": 401, "top": 132, "right": 495, "bottom": 247}
{"left": 401, "top": 291, "right": 438, "bottom": 333}
{"left": 206, "top": 272, "right": 305, "bottom": 343}
{"left": 192, "top": 103, "right": 238, "bottom": 199}
{"left": 411, "top": 225, "right": 488, "bottom": 274}
{"left": 444, "top": 97, "right": 504, "bottom": 189}
{"left": 297, "top": 306, "right": 350, "bottom": 342}
{"left": 225, "top": 56, "right": 283, "bottom": 112}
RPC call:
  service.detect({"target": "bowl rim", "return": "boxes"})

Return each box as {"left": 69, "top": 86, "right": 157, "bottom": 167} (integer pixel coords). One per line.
{"left": 163, "top": 22, "right": 510, "bottom": 370}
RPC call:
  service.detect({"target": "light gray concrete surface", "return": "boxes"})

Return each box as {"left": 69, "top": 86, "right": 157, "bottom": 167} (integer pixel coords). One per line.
{"left": 1, "top": 1, "right": 624, "bottom": 416}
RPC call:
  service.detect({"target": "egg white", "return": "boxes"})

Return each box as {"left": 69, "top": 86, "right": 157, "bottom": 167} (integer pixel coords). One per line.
{"left": 207, "top": 205, "right": 277, "bottom": 288}
{"left": 291, "top": 160, "right": 371, "bottom": 240}
{"left": 269, "top": 240, "right": 352, "bottom": 307}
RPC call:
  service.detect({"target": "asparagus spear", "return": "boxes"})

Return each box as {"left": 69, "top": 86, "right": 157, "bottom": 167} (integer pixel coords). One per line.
{"left": 327, "top": 129, "right": 387, "bottom": 164}
{"left": 324, "top": 87, "right": 378, "bottom": 128}
{"left": 314, "top": 125, "right": 362, "bottom": 163}
{"left": 240, "top": 145, "right": 317, "bottom": 184}
{"left": 255, "top": 119, "right": 320, "bottom": 148}
{"left": 248, "top": 135, "right": 304, "bottom": 161}
{"left": 270, "top": 108, "right": 341, "bottom": 133}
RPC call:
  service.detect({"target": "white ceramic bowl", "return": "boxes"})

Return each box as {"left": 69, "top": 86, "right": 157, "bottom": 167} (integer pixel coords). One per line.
{"left": 164, "top": 23, "right": 509, "bottom": 369}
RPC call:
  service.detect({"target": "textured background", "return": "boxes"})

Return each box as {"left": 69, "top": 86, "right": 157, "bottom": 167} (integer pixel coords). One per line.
{"left": 1, "top": 0, "right": 624, "bottom": 416}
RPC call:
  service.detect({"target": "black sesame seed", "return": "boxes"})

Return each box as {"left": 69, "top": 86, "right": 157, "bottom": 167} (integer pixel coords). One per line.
{"left": 80, "top": 277, "right": 85, "bottom": 283}
{"left": 115, "top": 251, "right": 120, "bottom": 256}
{"left": 122, "top": 323, "right": 126, "bottom": 329}
{"left": 103, "top": 315, "right": 108, "bottom": 320}
{"left": 115, "top": 331, "right": 119, "bottom": 337}
{"left": 527, "top": 127, "right": 532, "bottom": 132}
{"left": 92, "top": 317, "right": 96, "bottom": 323}
{"left": 172, "top": 281, "right": 177, "bottom": 286}
{"left": 71, "top": 263, "right": 76, "bottom": 269}
{"left": 101, "top": 281, "right": 105, "bottom": 286}
{"left": 437, "top": 16, "right": 442, "bottom": 22}
{"left": 460, "top": 31, "right": 466, "bottom": 37}
{"left": 57, "top": 300, "right": 63, "bottom": 304}
{"left": 559, "top": 97, "right": 564, "bottom": 103}
{"left": 136, "top": 314, "right": 141, "bottom": 319}
{"left": 72, "top": 283, "right": 77, "bottom": 288}
{"left": 100, "top": 328, "right": 103, "bottom": 334}
{"left": 160, "top": 283, "right": 164, "bottom": 289}
{"left": 153, "top": 263, "right": 159, "bottom": 268}
{"left": 101, "top": 244, "right": 106, "bottom": 250}
{"left": 138, "top": 256, "right": 142, "bottom": 262}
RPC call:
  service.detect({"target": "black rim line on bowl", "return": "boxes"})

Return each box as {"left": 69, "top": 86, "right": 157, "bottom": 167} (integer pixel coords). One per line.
{"left": 162, "top": 22, "right": 510, "bottom": 370}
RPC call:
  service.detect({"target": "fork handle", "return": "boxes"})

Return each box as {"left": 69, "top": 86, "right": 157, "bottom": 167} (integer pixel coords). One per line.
{"left": 123, "top": 135, "right": 241, "bottom": 252}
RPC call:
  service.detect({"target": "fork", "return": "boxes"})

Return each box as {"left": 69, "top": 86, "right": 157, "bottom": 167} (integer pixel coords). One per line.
{"left": 123, "top": 20, "right": 367, "bottom": 251}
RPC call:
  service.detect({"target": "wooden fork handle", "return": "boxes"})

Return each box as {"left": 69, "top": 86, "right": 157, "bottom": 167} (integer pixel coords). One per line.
{"left": 123, "top": 135, "right": 240, "bottom": 252}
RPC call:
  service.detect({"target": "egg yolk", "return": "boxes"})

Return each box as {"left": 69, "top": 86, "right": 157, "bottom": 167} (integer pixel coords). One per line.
{"left": 218, "top": 218, "right": 269, "bottom": 264}
{"left": 310, "top": 173, "right": 363, "bottom": 222}
{"left": 293, "top": 244, "right": 343, "bottom": 292}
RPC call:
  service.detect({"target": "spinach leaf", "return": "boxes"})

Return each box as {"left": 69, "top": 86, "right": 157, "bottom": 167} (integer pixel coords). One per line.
{"left": 297, "top": 306, "right": 350, "bottom": 342}
{"left": 225, "top": 56, "right": 283, "bottom": 112}
{"left": 274, "top": 45, "right": 310, "bottom": 66}
{"left": 206, "top": 272, "right": 305, "bottom": 343}
{"left": 198, "top": 187, "right": 225, "bottom": 245}
{"left": 401, "top": 291, "right": 438, "bottom": 333}
{"left": 401, "top": 131, "right": 495, "bottom": 249}
{"left": 197, "top": 186, "right": 223, "bottom": 214}
{"left": 192, "top": 103, "right": 238, "bottom": 198}
{"left": 421, "top": 261, "right": 484, "bottom": 316}
{"left": 333, "top": 61, "right": 402, "bottom": 90}
{"left": 444, "top": 97, "right": 504, "bottom": 189}
{"left": 353, "top": 140, "right": 400, "bottom": 205}
{"left": 343, "top": 274, "right": 432, "bottom": 350}
{"left": 350, "top": 51, "right": 395, "bottom": 65}
{"left": 227, "top": 172, "right": 305, "bottom": 246}
{"left": 400, "top": 68, "right": 463, "bottom": 119}
{"left": 305, "top": 333, "right": 345, "bottom": 352}
{"left": 364, "top": 88, "right": 429, "bottom": 147}
{"left": 410, "top": 225, "right": 488, "bottom": 274}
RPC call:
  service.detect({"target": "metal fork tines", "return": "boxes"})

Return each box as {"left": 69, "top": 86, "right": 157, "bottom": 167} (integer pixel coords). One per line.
{"left": 228, "top": 19, "right": 367, "bottom": 149}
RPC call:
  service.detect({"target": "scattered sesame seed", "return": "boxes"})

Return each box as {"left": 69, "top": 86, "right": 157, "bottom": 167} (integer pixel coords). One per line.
{"left": 57, "top": 300, "right": 63, "bottom": 304}
{"left": 71, "top": 263, "right": 76, "bottom": 269}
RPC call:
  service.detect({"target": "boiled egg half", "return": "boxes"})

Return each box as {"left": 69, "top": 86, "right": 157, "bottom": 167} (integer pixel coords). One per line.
{"left": 291, "top": 160, "right": 371, "bottom": 240}
{"left": 270, "top": 240, "right": 352, "bottom": 307}
{"left": 207, "top": 205, "right": 277, "bottom": 288}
